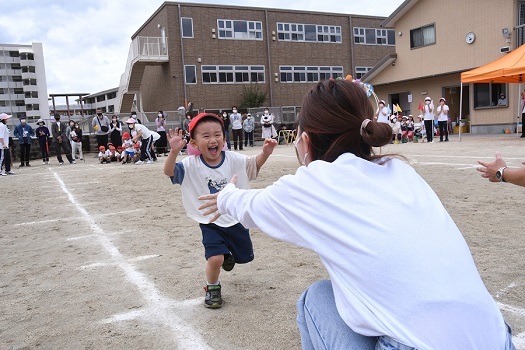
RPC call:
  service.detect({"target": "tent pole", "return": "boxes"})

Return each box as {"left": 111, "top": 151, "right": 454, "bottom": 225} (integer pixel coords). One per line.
{"left": 518, "top": 84, "right": 522, "bottom": 137}
{"left": 459, "top": 82, "right": 463, "bottom": 142}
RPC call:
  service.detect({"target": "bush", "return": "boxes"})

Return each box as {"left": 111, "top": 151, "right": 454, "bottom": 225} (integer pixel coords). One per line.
{"left": 239, "top": 84, "right": 267, "bottom": 108}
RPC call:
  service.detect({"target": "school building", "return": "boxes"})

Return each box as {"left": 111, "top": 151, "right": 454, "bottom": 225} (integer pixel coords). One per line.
{"left": 116, "top": 2, "right": 395, "bottom": 117}
{"left": 363, "top": 0, "right": 525, "bottom": 134}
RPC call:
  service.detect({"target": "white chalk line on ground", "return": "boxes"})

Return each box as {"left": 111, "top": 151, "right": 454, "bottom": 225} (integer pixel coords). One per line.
{"left": 67, "top": 230, "right": 133, "bottom": 241}
{"left": 52, "top": 170, "right": 211, "bottom": 350}
{"left": 78, "top": 255, "right": 160, "bottom": 270}
{"left": 14, "top": 209, "right": 141, "bottom": 227}
{"left": 496, "top": 282, "right": 519, "bottom": 299}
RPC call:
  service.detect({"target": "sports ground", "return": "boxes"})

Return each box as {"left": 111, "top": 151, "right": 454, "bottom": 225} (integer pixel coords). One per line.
{"left": 1, "top": 133, "right": 524, "bottom": 349}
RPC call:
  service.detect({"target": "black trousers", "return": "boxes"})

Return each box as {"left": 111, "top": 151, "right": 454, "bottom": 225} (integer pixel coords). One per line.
{"left": 438, "top": 121, "right": 448, "bottom": 141}
{"left": 1, "top": 147, "right": 12, "bottom": 172}
{"left": 140, "top": 136, "right": 154, "bottom": 161}
{"left": 38, "top": 139, "right": 49, "bottom": 161}
{"left": 244, "top": 131, "right": 254, "bottom": 146}
{"left": 20, "top": 143, "right": 31, "bottom": 164}
{"left": 232, "top": 129, "right": 243, "bottom": 150}
{"left": 424, "top": 120, "right": 434, "bottom": 142}
{"left": 96, "top": 134, "right": 108, "bottom": 149}
{"left": 54, "top": 141, "right": 73, "bottom": 163}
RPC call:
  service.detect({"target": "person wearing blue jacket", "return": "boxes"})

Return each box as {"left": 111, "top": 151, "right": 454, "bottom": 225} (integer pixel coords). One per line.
{"left": 13, "top": 117, "right": 34, "bottom": 167}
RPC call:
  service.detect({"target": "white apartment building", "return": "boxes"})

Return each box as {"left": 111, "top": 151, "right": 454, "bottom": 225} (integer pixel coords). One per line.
{"left": 0, "top": 42, "right": 50, "bottom": 122}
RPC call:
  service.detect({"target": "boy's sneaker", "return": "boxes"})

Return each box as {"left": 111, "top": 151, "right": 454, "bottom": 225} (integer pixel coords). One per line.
{"left": 222, "top": 254, "right": 235, "bottom": 271}
{"left": 204, "top": 284, "right": 222, "bottom": 309}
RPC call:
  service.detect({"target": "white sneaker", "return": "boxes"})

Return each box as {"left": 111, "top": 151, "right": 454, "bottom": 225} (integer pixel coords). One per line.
{"left": 7, "top": 171, "right": 15, "bottom": 175}
{"left": 135, "top": 160, "right": 144, "bottom": 165}
{"left": 0, "top": 172, "right": 6, "bottom": 176}
{"left": 145, "top": 160, "right": 153, "bottom": 164}
{"left": 71, "top": 161, "right": 76, "bottom": 164}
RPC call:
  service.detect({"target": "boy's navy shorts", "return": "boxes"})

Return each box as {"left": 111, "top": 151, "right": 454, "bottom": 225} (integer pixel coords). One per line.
{"left": 200, "top": 222, "right": 254, "bottom": 263}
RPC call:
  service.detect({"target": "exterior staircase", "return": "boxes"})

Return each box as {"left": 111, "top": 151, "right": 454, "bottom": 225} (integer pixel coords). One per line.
{"left": 117, "top": 36, "right": 169, "bottom": 114}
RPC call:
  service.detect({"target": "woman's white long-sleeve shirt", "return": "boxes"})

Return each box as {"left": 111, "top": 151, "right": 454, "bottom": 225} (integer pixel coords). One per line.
{"left": 217, "top": 153, "right": 506, "bottom": 350}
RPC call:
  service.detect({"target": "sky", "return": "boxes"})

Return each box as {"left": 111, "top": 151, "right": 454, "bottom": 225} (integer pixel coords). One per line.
{"left": 0, "top": 0, "right": 404, "bottom": 105}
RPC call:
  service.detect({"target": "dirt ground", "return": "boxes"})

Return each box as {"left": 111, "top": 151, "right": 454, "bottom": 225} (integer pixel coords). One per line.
{"left": 1, "top": 133, "right": 524, "bottom": 350}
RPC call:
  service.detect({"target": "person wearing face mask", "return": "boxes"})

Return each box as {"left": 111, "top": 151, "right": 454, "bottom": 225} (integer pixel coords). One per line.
{"left": 35, "top": 119, "right": 50, "bottom": 165}
{"left": 260, "top": 108, "right": 276, "bottom": 139}
{"left": 422, "top": 96, "right": 435, "bottom": 143}
{"left": 221, "top": 111, "right": 231, "bottom": 151}
{"left": 375, "top": 100, "right": 389, "bottom": 124}
{"left": 198, "top": 79, "right": 516, "bottom": 350}
{"left": 13, "top": 116, "right": 34, "bottom": 167}
{"left": 155, "top": 111, "right": 168, "bottom": 156}
{"left": 52, "top": 114, "right": 75, "bottom": 165}
{"left": 91, "top": 108, "right": 111, "bottom": 149}
{"left": 230, "top": 106, "right": 243, "bottom": 151}
{"left": 243, "top": 113, "right": 255, "bottom": 147}
{"left": 109, "top": 115, "right": 123, "bottom": 148}
{"left": 126, "top": 118, "right": 159, "bottom": 164}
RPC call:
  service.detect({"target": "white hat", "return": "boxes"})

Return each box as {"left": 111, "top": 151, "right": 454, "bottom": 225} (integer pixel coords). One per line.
{"left": 439, "top": 97, "right": 446, "bottom": 102}
{"left": 424, "top": 97, "right": 431, "bottom": 101}
{"left": 0, "top": 113, "right": 12, "bottom": 120}
{"left": 36, "top": 118, "right": 45, "bottom": 124}
{"left": 379, "top": 100, "right": 386, "bottom": 105}
{"left": 125, "top": 118, "right": 137, "bottom": 124}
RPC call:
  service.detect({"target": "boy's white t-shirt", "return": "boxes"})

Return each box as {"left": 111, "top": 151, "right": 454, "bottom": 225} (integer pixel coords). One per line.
{"left": 123, "top": 139, "right": 134, "bottom": 152}
{"left": 171, "top": 151, "right": 258, "bottom": 227}
{"left": 217, "top": 154, "right": 507, "bottom": 349}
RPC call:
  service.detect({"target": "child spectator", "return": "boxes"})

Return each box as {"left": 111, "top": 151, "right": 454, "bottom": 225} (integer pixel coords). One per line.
{"left": 98, "top": 145, "right": 110, "bottom": 163}
{"left": 406, "top": 115, "right": 415, "bottom": 142}
{"left": 163, "top": 113, "right": 277, "bottom": 308}
{"left": 108, "top": 144, "right": 117, "bottom": 162}
{"left": 121, "top": 132, "right": 134, "bottom": 164}
{"left": 70, "top": 122, "right": 83, "bottom": 161}
{"left": 116, "top": 146, "right": 123, "bottom": 162}
{"left": 133, "top": 142, "right": 141, "bottom": 162}
{"left": 390, "top": 115, "right": 402, "bottom": 144}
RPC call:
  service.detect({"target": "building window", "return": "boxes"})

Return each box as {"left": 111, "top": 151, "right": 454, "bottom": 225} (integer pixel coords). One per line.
{"left": 19, "top": 52, "right": 34, "bottom": 60}
{"left": 474, "top": 83, "right": 507, "bottom": 108}
{"left": 96, "top": 95, "right": 106, "bottom": 102}
{"left": 185, "top": 65, "right": 197, "bottom": 84}
{"left": 24, "top": 91, "right": 38, "bottom": 98}
{"left": 21, "top": 66, "right": 36, "bottom": 73}
{"left": 279, "top": 66, "right": 343, "bottom": 83}
{"left": 277, "top": 22, "right": 342, "bottom": 43}
{"left": 22, "top": 78, "right": 37, "bottom": 85}
{"left": 410, "top": 24, "right": 436, "bottom": 49}
{"left": 202, "top": 65, "right": 265, "bottom": 84}
{"left": 181, "top": 17, "right": 193, "bottom": 38}
{"left": 355, "top": 67, "right": 372, "bottom": 79}
{"left": 217, "top": 19, "right": 263, "bottom": 40}
{"left": 353, "top": 27, "right": 395, "bottom": 45}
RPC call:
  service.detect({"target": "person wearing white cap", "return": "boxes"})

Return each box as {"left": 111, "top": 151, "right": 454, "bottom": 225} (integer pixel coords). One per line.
{"left": 0, "top": 113, "right": 15, "bottom": 175}
{"left": 422, "top": 96, "right": 435, "bottom": 142}
{"left": 375, "top": 100, "right": 389, "bottom": 124}
{"left": 436, "top": 98, "right": 449, "bottom": 142}
{"left": 243, "top": 113, "right": 255, "bottom": 147}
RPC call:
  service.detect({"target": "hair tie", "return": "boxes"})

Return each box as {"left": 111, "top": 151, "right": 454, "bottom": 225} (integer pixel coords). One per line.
{"left": 360, "top": 119, "right": 371, "bottom": 136}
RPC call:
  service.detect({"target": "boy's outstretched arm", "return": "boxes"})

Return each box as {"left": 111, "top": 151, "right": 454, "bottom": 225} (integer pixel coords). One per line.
{"left": 255, "top": 138, "right": 277, "bottom": 172}
{"left": 164, "top": 128, "right": 187, "bottom": 177}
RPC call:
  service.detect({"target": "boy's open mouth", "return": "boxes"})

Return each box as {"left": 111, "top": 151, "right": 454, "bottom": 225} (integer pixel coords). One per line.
{"left": 208, "top": 146, "right": 219, "bottom": 155}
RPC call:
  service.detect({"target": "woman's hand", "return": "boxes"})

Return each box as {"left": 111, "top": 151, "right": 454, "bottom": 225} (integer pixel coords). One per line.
{"left": 477, "top": 152, "right": 507, "bottom": 181}
{"left": 198, "top": 175, "right": 238, "bottom": 223}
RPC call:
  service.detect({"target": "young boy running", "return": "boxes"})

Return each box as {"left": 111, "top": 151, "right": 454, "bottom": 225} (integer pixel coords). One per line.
{"left": 164, "top": 113, "right": 277, "bottom": 308}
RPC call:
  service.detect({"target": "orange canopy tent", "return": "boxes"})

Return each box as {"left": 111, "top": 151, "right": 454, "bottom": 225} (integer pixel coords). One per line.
{"left": 459, "top": 44, "right": 525, "bottom": 140}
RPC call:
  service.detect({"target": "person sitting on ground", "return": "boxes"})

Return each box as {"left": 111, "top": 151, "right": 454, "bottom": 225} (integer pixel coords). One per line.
{"left": 116, "top": 146, "right": 123, "bottom": 163}
{"left": 477, "top": 151, "right": 525, "bottom": 187}
{"left": 406, "top": 115, "right": 415, "bottom": 142}
{"left": 197, "top": 78, "right": 516, "bottom": 350}
{"left": 133, "top": 142, "right": 141, "bottom": 162}
{"left": 98, "top": 145, "right": 110, "bottom": 164}
{"left": 390, "top": 114, "right": 402, "bottom": 144}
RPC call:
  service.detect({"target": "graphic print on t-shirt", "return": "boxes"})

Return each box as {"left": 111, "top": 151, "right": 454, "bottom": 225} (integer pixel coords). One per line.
{"left": 207, "top": 176, "right": 228, "bottom": 194}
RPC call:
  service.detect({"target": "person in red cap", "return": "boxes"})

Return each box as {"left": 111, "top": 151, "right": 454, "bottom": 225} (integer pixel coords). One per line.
{"left": 164, "top": 112, "right": 277, "bottom": 309}
{"left": 121, "top": 131, "right": 134, "bottom": 164}
{"left": 0, "top": 113, "right": 15, "bottom": 175}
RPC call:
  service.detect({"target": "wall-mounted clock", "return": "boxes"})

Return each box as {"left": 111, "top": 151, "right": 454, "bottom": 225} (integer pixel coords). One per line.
{"left": 466, "top": 32, "right": 476, "bottom": 44}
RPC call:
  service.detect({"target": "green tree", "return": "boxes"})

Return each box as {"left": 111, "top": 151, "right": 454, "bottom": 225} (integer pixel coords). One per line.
{"left": 239, "top": 83, "right": 267, "bottom": 108}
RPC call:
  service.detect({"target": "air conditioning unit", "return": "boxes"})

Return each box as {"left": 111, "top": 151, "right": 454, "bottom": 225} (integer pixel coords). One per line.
{"left": 500, "top": 46, "right": 511, "bottom": 53}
